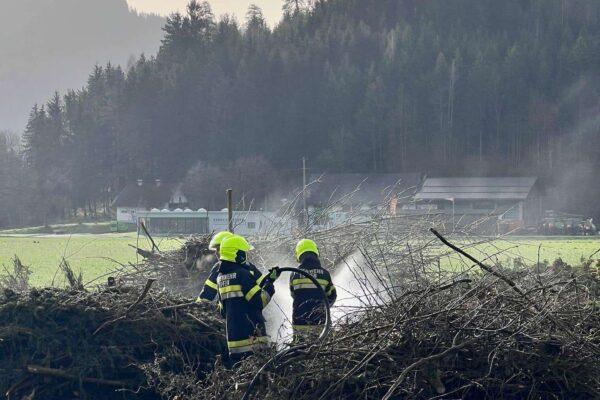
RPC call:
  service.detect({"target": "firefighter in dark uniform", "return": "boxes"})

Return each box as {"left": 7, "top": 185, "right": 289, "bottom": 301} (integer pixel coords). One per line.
{"left": 197, "top": 231, "right": 232, "bottom": 302}
{"left": 217, "top": 235, "right": 273, "bottom": 364}
{"left": 197, "top": 231, "right": 274, "bottom": 302}
{"left": 290, "top": 239, "right": 336, "bottom": 339}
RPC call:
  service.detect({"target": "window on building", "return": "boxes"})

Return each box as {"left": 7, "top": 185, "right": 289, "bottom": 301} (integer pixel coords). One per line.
{"left": 473, "top": 201, "right": 496, "bottom": 210}
{"left": 247, "top": 222, "right": 256, "bottom": 229}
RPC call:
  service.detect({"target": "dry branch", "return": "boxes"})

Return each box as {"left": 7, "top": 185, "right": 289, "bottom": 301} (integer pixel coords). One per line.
{"left": 430, "top": 228, "right": 539, "bottom": 310}
{"left": 26, "top": 365, "right": 128, "bottom": 387}
{"left": 93, "top": 278, "right": 156, "bottom": 336}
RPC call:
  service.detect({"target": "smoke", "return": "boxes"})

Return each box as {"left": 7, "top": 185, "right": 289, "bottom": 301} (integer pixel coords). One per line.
{"left": 547, "top": 160, "right": 599, "bottom": 219}
{"left": 546, "top": 75, "right": 600, "bottom": 219}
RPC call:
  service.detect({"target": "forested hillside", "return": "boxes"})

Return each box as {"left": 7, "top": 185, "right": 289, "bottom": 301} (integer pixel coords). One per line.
{"left": 3, "top": 0, "right": 600, "bottom": 227}
{"left": 0, "top": 0, "right": 164, "bottom": 131}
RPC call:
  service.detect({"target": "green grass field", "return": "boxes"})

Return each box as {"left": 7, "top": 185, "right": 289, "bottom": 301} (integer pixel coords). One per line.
{"left": 438, "top": 236, "right": 600, "bottom": 271}
{"left": 0, "top": 234, "right": 598, "bottom": 287}
{"left": 0, "top": 234, "right": 181, "bottom": 287}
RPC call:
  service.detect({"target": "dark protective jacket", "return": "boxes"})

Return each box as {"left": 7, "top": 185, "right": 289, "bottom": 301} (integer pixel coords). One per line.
{"left": 290, "top": 258, "right": 336, "bottom": 329}
{"left": 217, "top": 260, "right": 271, "bottom": 354}
{"left": 198, "top": 261, "right": 274, "bottom": 301}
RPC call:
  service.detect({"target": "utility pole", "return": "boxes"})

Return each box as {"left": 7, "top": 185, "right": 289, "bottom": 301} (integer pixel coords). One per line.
{"left": 452, "top": 198, "right": 455, "bottom": 229}
{"left": 227, "top": 189, "right": 234, "bottom": 233}
{"left": 302, "top": 157, "right": 308, "bottom": 227}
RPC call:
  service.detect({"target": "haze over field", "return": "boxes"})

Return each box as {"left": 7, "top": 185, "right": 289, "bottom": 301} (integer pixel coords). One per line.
{"left": 0, "top": 0, "right": 164, "bottom": 132}
{"left": 0, "top": 0, "right": 283, "bottom": 132}
{"left": 0, "top": 0, "right": 599, "bottom": 229}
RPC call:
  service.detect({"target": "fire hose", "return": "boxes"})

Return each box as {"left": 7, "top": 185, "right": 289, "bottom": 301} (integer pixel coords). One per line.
{"left": 241, "top": 266, "right": 332, "bottom": 400}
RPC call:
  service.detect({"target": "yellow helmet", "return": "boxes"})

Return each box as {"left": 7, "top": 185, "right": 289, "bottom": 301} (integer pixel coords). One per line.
{"left": 209, "top": 231, "right": 233, "bottom": 250}
{"left": 220, "top": 235, "right": 255, "bottom": 263}
{"left": 295, "top": 239, "right": 319, "bottom": 262}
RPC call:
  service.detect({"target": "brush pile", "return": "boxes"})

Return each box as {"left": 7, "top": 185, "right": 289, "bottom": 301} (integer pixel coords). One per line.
{"left": 0, "top": 283, "right": 226, "bottom": 400}
{"left": 167, "top": 257, "right": 600, "bottom": 400}
{"left": 117, "top": 234, "right": 216, "bottom": 297}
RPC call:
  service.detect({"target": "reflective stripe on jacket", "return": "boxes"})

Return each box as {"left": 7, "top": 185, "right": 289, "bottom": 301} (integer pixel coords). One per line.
{"left": 198, "top": 261, "right": 274, "bottom": 302}
{"left": 218, "top": 260, "right": 271, "bottom": 354}
{"left": 198, "top": 262, "right": 220, "bottom": 301}
{"left": 289, "top": 258, "right": 336, "bottom": 327}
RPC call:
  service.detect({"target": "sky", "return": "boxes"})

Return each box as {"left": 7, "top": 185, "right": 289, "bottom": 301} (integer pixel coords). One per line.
{"left": 126, "top": 0, "right": 283, "bottom": 27}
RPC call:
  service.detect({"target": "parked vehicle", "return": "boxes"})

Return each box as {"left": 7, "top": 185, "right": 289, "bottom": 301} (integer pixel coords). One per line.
{"left": 539, "top": 211, "right": 597, "bottom": 235}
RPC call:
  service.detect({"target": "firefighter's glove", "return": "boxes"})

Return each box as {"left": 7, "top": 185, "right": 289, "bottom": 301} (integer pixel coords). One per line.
{"left": 216, "top": 301, "right": 225, "bottom": 317}
{"left": 195, "top": 297, "right": 209, "bottom": 305}
{"left": 267, "top": 267, "right": 282, "bottom": 281}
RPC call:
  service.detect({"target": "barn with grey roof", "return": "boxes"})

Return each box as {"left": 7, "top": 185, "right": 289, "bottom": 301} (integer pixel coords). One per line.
{"left": 415, "top": 177, "right": 542, "bottom": 228}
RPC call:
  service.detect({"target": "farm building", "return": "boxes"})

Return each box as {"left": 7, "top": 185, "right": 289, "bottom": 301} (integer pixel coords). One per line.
{"left": 137, "top": 209, "right": 208, "bottom": 236}
{"left": 137, "top": 209, "right": 285, "bottom": 236}
{"left": 306, "top": 173, "right": 423, "bottom": 228}
{"left": 111, "top": 179, "right": 189, "bottom": 226}
{"left": 207, "top": 211, "right": 284, "bottom": 236}
{"left": 414, "top": 177, "right": 542, "bottom": 229}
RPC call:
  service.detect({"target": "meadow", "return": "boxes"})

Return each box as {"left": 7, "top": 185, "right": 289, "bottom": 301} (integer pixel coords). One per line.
{"left": 437, "top": 236, "right": 599, "bottom": 271}
{"left": 0, "top": 233, "right": 598, "bottom": 287}
{"left": 0, "top": 234, "right": 181, "bottom": 287}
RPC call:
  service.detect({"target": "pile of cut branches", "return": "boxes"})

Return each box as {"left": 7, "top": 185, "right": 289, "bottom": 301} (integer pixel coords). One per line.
{"left": 0, "top": 282, "right": 226, "bottom": 400}
{"left": 118, "top": 234, "right": 215, "bottom": 296}
{"left": 2, "top": 204, "right": 598, "bottom": 400}
{"left": 173, "top": 259, "right": 600, "bottom": 400}
{"left": 118, "top": 211, "right": 600, "bottom": 400}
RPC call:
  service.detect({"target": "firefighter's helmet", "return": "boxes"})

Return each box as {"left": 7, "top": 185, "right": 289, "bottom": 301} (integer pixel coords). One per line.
{"left": 220, "top": 235, "right": 254, "bottom": 263}
{"left": 295, "top": 239, "right": 319, "bottom": 262}
{"left": 209, "top": 231, "right": 234, "bottom": 250}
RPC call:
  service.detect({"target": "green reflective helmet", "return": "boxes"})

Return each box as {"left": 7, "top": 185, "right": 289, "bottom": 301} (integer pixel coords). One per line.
{"left": 209, "top": 231, "right": 234, "bottom": 251}
{"left": 295, "top": 239, "right": 319, "bottom": 262}
{"left": 220, "top": 235, "right": 254, "bottom": 263}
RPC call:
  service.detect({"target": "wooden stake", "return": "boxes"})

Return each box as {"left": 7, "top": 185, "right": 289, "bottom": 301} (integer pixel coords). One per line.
{"left": 227, "top": 189, "right": 234, "bottom": 233}
{"left": 302, "top": 157, "right": 308, "bottom": 227}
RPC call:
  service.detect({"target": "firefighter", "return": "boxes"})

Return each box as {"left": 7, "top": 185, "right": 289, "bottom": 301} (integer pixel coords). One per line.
{"left": 198, "top": 231, "right": 274, "bottom": 302}
{"left": 217, "top": 235, "right": 273, "bottom": 364}
{"left": 197, "top": 231, "right": 233, "bottom": 302}
{"left": 290, "top": 239, "right": 336, "bottom": 339}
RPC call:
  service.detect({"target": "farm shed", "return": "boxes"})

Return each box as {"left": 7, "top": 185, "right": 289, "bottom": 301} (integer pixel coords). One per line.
{"left": 414, "top": 177, "right": 542, "bottom": 228}
{"left": 137, "top": 209, "right": 208, "bottom": 236}
{"left": 136, "top": 210, "right": 286, "bottom": 237}
{"left": 111, "top": 179, "right": 189, "bottom": 225}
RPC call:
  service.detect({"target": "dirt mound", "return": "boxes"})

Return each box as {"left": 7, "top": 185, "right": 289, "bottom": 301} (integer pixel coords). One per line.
{"left": 0, "top": 284, "right": 226, "bottom": 400}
